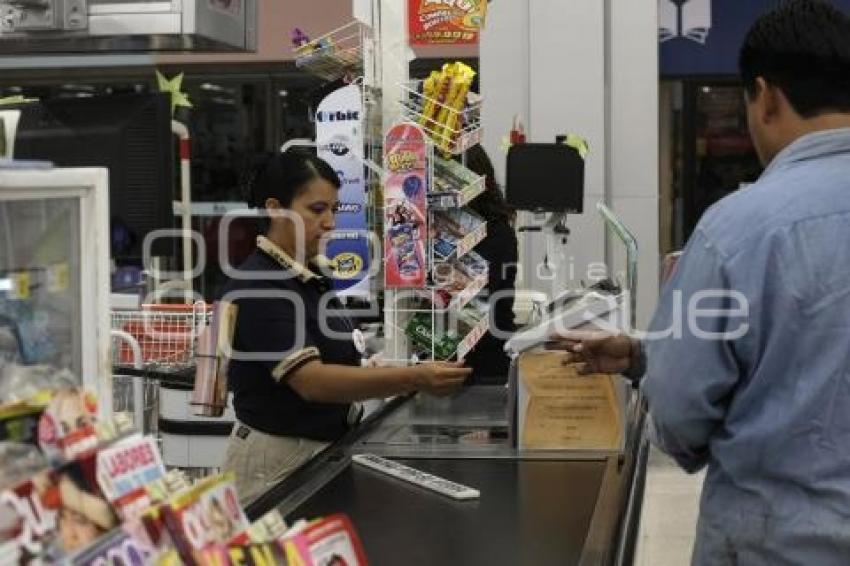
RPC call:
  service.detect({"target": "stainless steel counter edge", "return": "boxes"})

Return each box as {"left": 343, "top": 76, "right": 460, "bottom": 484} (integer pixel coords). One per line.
{"left": 245, "top": 392, "right": 648, "bottom": 566}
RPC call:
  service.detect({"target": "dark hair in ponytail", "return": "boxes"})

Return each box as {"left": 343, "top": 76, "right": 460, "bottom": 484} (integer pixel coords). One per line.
{"left": 241, "top": 150, "right": 341, "bottom": 233}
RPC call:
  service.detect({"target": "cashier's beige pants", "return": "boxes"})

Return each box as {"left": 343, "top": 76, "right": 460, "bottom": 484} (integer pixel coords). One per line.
{"left": 223, "top": 420, "right": 329, "bottom": 505}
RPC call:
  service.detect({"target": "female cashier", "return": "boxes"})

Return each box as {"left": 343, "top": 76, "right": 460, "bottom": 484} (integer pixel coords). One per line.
{"left": 221, "top": 151, "right": 471, "bottom": 503}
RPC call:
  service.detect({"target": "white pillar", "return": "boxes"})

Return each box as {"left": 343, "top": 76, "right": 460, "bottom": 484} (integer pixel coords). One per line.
{"left": 481, "top": 0, "right": 659, "bottom": 328}
{"left": 609, "top": 0, "right": 659, "bottom": 327}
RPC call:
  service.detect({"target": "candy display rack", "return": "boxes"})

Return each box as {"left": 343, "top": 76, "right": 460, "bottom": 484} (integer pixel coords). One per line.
{"left": 382, "top": 98, "right": 490, "bottom": 365}
{"left": 399, "top": 80, "right": 483, "bottom": 155}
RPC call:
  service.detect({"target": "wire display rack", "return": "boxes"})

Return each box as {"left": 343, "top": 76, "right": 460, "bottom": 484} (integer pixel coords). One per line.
{"left": 110, "top": 302, "right": 212, "bottom": 438}
{"left": 294, "top": 21, "right": 374, "bottom": 83}
{"left": 399, "top": 80, "right": 483, "bottom": 155}
{"left": 111, "top": 302, "right": 211, "bottom": 370}
{"left": 382, "top": 123, "right": 491, "bottom": 365}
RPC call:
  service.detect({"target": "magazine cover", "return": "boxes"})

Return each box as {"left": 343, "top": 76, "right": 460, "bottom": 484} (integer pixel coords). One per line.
{"left": 95, "top": 434, "right": 166, "bottom": 521}
{"left": 160, "top": 473, "right": 249, "bottom": 565}
{"left": 68, "top": 526, "right": 154, "bottom": 566}
{"left": 0, "top": 475, "right": 57, "bottom": 562}
{"left": 37, "top": 386, "right": 99, "bottom": 463}
{"left": 304, "top": 514, "right": 367, "bottom": 566}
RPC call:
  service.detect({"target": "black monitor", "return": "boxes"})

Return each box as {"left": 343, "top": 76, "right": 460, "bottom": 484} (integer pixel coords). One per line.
{"left": 12, "top": 93, "right": 175, "bottom": 262}
{"left": 506, "top": 143, "right": 585, "bottom": 213}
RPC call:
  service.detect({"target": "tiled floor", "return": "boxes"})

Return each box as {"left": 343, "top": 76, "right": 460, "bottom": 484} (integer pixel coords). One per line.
{"left": 634, "top": 447, "right": 705, "bottom": 566}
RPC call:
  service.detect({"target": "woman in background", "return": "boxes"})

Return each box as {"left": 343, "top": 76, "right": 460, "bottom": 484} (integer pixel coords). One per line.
{"left": 461, "top": 145, "right": 518, "bottom": 384}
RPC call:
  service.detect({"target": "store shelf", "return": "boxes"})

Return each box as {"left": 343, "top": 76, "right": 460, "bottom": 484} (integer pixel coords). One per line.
{"left": 433, "top": 209, "right": 487, "bottom": 262}
{"left": 294, "top": 21, "right": 371, "bottom": 83}
{"left": 399, "top": 80, "right": 482, "bottom": 155}
{"left": 429, "top": 171, "right": 485, "bottom": 209}
{"left": 413, "top": 270, "right": 488, "bottom": 313}
{"left": 457, "top": 314, "right": 490, "bottom": 359}
{"left": 457, "top": 219, "right": 487, "bottom": 259}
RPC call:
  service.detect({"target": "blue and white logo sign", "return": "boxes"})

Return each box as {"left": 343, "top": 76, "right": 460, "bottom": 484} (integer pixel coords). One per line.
{"left": 316, "top": 85, "right": 369, "bottom": 295}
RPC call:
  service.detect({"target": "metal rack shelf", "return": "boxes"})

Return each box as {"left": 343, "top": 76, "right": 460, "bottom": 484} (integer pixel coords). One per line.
{"left": 399, "top": 80, "right": 483, "bottom": 155}
{"left": 457, "top": 315, "right": 490, "bottom": 360}
{"left": 428, "top": 165, "right": 485, "bottom": 209}
{"left": 433, "top": 211, "right": 487, "bottom": 262}
{"left": 294, "top": 21, "right": 373, "bottom": 83}
{"left": 413, "top": 269, "right": 488, "bottom": 313}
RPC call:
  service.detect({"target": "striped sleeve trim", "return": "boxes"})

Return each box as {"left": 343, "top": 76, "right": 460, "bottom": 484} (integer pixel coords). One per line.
{"left": 271, "top": 347, "right": 321, "bottom": 381}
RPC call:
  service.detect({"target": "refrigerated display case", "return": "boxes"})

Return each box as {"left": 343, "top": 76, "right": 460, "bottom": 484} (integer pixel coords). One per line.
{"left": 0, "top": 167, "right": 112, "bottom": 412}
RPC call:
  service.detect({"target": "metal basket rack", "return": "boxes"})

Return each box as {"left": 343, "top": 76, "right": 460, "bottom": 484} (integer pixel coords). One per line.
{"left": 111, "top": 302, "right": 211, "bottom": 370}
{"left": 399, "top": 80, "right": 483, "bottom": 155}
{"left": 294, "top": 21, "right": 374, "bottom": 83}
{"left": 110, "top": 302, "right": 211, "bottom": 436}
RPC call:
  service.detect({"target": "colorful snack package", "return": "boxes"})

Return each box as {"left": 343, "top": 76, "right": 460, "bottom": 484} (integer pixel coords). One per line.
{"left": 420, "top": 63, "right": 454, "bottom": 130}
{"left": 440, "top": 64, "right": 476, "bottom": 152}
{"left": 435, "top": 63, "right": 476, "bottom": 150}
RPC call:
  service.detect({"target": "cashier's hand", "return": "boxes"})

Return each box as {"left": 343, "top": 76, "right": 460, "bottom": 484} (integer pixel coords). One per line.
{"left": 555, "top": 330, "right": 634, "bottom": 375}
{"left": 413, "top": 361, "right": 472, "bottom": 396}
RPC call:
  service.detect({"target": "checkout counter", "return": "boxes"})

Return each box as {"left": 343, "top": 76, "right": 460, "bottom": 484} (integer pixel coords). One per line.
{"left": 245, "top": 385, "right": 648, "bottom": 565}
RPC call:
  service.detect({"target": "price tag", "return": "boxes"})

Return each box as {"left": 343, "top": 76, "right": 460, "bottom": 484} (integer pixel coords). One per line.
{"left": 47, "top": 263, "right": 69, "bottom": 294}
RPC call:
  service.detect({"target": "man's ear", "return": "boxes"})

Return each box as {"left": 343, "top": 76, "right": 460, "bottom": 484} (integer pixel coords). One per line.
{"left": 264, "top": 197, "right": 282, "bottom": 210}
{"left": 754, "top": 77, "right": 781, "bottom": 124}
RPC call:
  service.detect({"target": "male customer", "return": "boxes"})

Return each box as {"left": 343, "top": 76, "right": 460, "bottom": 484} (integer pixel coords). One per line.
{"left": 565, "top": 1, "right": 850, "bottom": 563}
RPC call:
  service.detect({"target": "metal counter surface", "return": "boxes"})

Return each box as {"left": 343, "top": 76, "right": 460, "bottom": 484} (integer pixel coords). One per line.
{"left": 246, "top": 386, "right": 647, "bottom": 565}
{"left": 288, "top": 457, "right": 608, "bottom": 566}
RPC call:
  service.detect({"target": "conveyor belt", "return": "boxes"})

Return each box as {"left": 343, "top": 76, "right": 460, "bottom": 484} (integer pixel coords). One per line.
{"left": 289, "top": 457, "right": 607, "bottom": 566}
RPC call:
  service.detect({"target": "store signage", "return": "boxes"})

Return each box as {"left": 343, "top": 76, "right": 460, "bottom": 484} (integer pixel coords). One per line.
{"left": 384, "top": 123, "right": 428, "bottom": 289}
{"left": 661, "top": 0, "right": 850, "bottom": 76}
{"left": 316, "top": 85, "right": 370, "bottom": 294}
{"left": 659, "top": 0, "right": 711, "bottom": 45}
{"left": 408, "top": 0, "right": 487, "bottom": 45}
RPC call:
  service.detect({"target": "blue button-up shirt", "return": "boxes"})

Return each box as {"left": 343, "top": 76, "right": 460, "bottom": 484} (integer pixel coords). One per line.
{"left": 643, "top": 128, "right": 850, "bottom": 565}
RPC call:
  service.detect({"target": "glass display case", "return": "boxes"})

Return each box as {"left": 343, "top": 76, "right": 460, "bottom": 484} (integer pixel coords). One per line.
{"left": 0, "top": 167, "right": 111, "bottom": 412}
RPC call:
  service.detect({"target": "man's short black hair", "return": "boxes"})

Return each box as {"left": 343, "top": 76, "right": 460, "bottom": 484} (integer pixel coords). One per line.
{"left": 739, "top": 0, "right": 850, "bottom": 118}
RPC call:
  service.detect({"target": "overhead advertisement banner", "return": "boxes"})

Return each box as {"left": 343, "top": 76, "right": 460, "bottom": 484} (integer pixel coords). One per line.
{"left": 408, "top": 0, "right": 487, "bottom": 45}
{"left": 659, "top": 0, "right": 850, "bottom": 76}
{"left": 316, "top": 85, "right": 369, "bottom": 295}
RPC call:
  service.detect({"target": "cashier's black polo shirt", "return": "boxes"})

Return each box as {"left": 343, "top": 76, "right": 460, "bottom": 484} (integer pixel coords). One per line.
{"left": 221, "top": 236, "right": 360, "bottom": 442}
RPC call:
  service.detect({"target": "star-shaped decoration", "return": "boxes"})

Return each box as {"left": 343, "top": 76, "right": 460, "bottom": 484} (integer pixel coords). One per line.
{"left": 156, "top": 71, "right": 193, "bottom": 115}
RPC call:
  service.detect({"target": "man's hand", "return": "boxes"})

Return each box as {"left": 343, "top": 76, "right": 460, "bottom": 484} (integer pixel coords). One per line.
{"left": 554, "top": 330, "right": 635, "bottom": 375}
{"left": 413, "top": 361, "right": 472, "bottom": 396}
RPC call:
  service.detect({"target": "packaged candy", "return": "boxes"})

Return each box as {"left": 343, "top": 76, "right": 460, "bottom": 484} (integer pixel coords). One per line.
{"left": 456, "top": 251, "right": 489, "bottom": 279}
{"left": 405, "top": 314, "right": 461, "bottom": 361}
